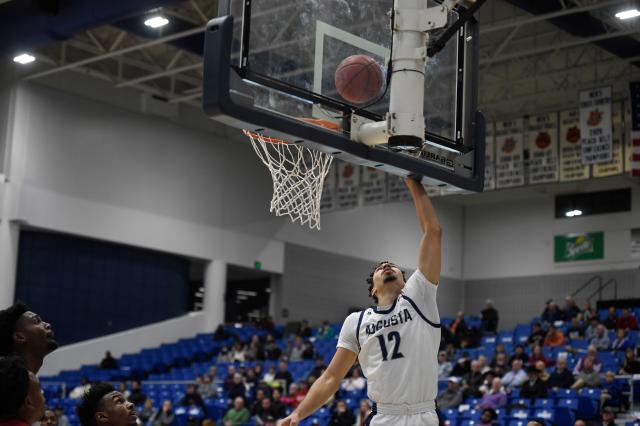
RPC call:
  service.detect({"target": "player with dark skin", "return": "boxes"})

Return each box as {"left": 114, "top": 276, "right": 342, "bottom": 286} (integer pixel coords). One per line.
{"left": 0, "top": 356, "right": 46, "bottom": 426}
{"left": 0, "top": 302, "right": 58, "bottom": 374}
{"left": 77, "top": 383, "right": 139, "bottom": 426}
{"left": 279, "top": 178, "right": 441, "bottom": 426}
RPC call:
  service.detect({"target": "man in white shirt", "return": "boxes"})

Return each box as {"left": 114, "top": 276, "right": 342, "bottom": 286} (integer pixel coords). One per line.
{"left": 501, "top": 359, "right": 527, "bottom": 391}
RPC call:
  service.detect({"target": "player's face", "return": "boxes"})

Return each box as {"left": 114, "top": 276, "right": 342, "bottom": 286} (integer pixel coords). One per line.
{"left": 371, "top": 262, "right": 404, "bottom": 299}
{"left": 97, "top": 392, "right": 138, "bottom": 426}
{"left": 16, "top": 311, "right": 58, "bottom": 355}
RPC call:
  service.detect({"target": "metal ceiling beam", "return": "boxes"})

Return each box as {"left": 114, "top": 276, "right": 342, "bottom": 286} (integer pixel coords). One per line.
{"left": 116, "top": 62, "right": 200, "bottom": 88}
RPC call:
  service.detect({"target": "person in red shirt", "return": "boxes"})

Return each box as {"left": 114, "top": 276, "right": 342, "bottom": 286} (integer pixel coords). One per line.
{"left": 0, "top": 356, "right": 46, "bottom": 426}
{"left": 543, "top": 324, "right": 565, "bottom": 347}
{"left": 528, "top": 345, "right": 550, "bottom": 367}
{"left": 616, "top": 309, "right": 638, "bottom": 331}
{"left": 77, "top": 383, "right": 139, "bottom": 426}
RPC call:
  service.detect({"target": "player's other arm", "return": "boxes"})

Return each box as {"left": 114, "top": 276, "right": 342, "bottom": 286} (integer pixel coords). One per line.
{"left": 279, "top": 348, "right": 357, "bottom": 426}
{"left": 405, "top": 178, "right": 442, "bottom": 285}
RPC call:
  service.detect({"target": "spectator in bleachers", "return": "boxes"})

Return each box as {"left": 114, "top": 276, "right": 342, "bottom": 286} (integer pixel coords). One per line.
{"left": 317, "top": 321, "right": 335, "bottom": 339}
{"left": 253, "top": 397, "right": 278, "bottom": 424}
{"left": 534, "top": 360, "right": 549, "bottom": 382}
{"left": 297, "top": 320, "right": 312, "bottom": 339}
{"left": 247, "top": 335, "right": 265, "bottom": 361}
{"left": 451, "top": 351, "right": 471, "bottom": 377}
{"left": 542, "top": 301, "right": 561, "bottom": 323}
{"left": 222, "top": 397, "right": 250, "bottom": 426}
{"left": 0, "top": 356, "right": 46, "bottom": 426}
{"left": 252, "top": 389, "right": 268, "bottom": 414}
{"left": 547, "top": 358, "right": 574, "bottom": 390}
{"left": 502, "top": 359, "right": 527, "bottom": 391}
{"left": 463, "top": 360, "right": 485, "bottom": 398}
{"left": 567, "top": 317, "right": 585, "bottom": 340}
{"left": 301, "top": 342, "right": 315, "bottom": 360}
{"left": 99, "top": 351, "right": 118, "bottom": 370}
{"left": 77, "top": 383, "right": 139, "bottom": 426}
{"left": 223, "top": 366, "right": 237, "bottom": 391}
{"left": 258, "top": 316, "right": 275, "bottom": 334}
{"left": 227, "top": 374, "right": 248, "bottom": 401}
{"left": 616, "top": 308, "right": 638, "bottom": 330}
{"left": 620, "top": 347, "right": 640, "bottom": 374}
{"left": 179, "top": 384, "right": 206, "bottom": 410}
{"left": 527, "top": 323, "right": 546, "bottom": 347}
{"left": 118, "top": 382, "right": 130, "bottom": 400}
{"left": 328, "top": 400, "right": 355, "bottom": 426}
{"left": 69, "top": 377, "right": 92, "bottom": 399}
{"left": 231, "top": 341, "right": 247, "bottom": 362}
{"left": 477, "top": 355, "right": 491, "bottom": 375}
{"left": 437, "top": 351, "right": 453, "bottom": 379}
{"left": 0, "top": 302, "right": 58, "bottom": 374}
{"left": 451, "top": 312, "right": 469, "bottom": 346}
{"left": 601, "top": 406, "right": 616, "bottom": 426}
{"left": 138, "top": 399, "right": 155, "bottom": 424}
{"left": 275, "top": 361, "right": 294, "bottom": 390}
{"left": 263, "top": 365, "right": 277, "bottom": 387}
{"left": 280, "top": 383, "right": 299, "bottom": 408}
{"left": 519, "top": 365, "right": 548, "bottom": 399}
{"left": 571, "top": 356, "right": 600, "bottom": 389}
{"left": 43, "top": 408, "right": 58, "bottom": 426}
{"left": 197, "top": 374, "right": 217, "bottom": 399}
{"left": 611, "top": 328, "right": 631, "bottom": 352}
{"left": 127, "top": 380, "right": 146, "bottom": 405}
{"left": 600, "top": 371, "right": 622, "bottom": 412}
{"left": 477, "top": 408, "right": 498, "bottom": 426}
{"left": 54, "top": 406, "right": 70, "bottom": 426}
{"left": 528, "top": 345, "right": 550, "bottom": 367}
{"left": 574, "top": 420, "right": 586, "bottom": 426}
{"left": 270, "top": 388, "right": 286, "bottom": 419}
{"left": 263, "top": 334, "right": 281, "bottom": 360}
{"left": 582, "top": 302, "right": 597, "bottom": 323}
{"left": 436, "top": 377, "right": 464, "bottom": 409}
{"left": 561, "top": 296, "right": 581, "bottom": 321}
{"left": 287, "top": 336, "right": 305, "bottom": 361}
{"left": 590, "top": 325, "right": 610, "bottom": 351}
{"left": 573, "top": 345, "right": 602, "bottom": 374}
{"left": 355, "top": 400, "right": 372, "bottom": 426}
{"left": 308, "top": 357, "right": 326, "bottom": 380}
{"left": 491, "top": 354, "right": 508, "bottom": 378}
{"left": 508, "top": 345, "right": 529, "bottom": 366}
{"left": 603, "top": 307, "right": 618, "bottom": 330}
{"left": 481, "top": 300, "right": 499, "bottom": 336}
{"left": 585, "top": 318, "right": 600, "bottom": 340}
{"left": 342, "top": 367, "right": 365, "bottom": 392}
{"left": 213, "top": 325, "right": 230, "bottom": 341}
{"left": 476, "top": 377, "right": 507, "bottom": 410}
{"left": 217, "top": 346, "right": 233, "bottom": 363}
{"left": 543, "top": 323, "right": 565, "bottom": 347}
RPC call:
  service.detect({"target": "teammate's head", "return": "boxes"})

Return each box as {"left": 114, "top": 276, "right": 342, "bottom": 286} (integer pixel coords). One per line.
{"left": 0, "top": 356, "right": 46, "bottom": 423}
{"left": 77, "top": 383, "right": 138, "bottom": 426}
{"left": 0, "top": 302, "right": 58, "bottom": 372}
{"left": 367, "top": 261, "right": 406, "bottom": 304}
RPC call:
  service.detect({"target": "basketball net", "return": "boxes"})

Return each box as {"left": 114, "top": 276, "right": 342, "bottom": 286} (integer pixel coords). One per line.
{"left": 243, "top": 129, "right": 334, "bottom": 231}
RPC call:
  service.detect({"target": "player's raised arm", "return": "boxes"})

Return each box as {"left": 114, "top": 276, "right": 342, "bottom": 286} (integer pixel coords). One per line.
{"left": 405, "top": 178, "right": 442, "bottom": 284}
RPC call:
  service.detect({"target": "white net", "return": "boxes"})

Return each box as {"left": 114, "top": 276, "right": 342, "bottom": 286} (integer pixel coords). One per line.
{"left": 244, "top": 130, "right": 334, "bottom": 230}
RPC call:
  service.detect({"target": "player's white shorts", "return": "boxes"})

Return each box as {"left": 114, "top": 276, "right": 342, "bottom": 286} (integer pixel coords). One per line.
{"left": 365, "top": 402, "right": 439, "bottom": 426}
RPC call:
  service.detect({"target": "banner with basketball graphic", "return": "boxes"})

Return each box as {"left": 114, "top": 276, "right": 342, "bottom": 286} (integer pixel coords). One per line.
{"left": 387, "top": 175, "right": 411, "bottom": 203}
{"left": 484, "top": 122, "right": 496, "bottom": 191}
{"left": 320, "top": 162, "right": 337, "bottom": 212}
{"left": 361, "top": 167, "right": 387, "bottom": 206}
{"left": 495, "top": 119, "right": 525, "bottom": 188}
{"left": 527, "top": 113, "right": 559, "bottom": 184}
{"left": 593, "top": 102, "right": 624, "bottom": 177}
{"left": 579, "top": 86, "right": 613, "bottom": 164}
{"left": 559, "top": 110, "right": 589, "bottom": 181}
{"left": 630, "top": 82, "right": 640, "bottom": 178}
{"left": 336, "top": 162, "right": 360, "bottom": 209}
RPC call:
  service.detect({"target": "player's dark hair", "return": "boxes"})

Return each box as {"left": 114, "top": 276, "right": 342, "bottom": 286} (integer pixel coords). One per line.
{"left": 0, "top": 356, "right": 31, "bottom": 419}
{"left": 366, "top": 261, "right": 406, "bottom": 304}
{"left": 0, "top": 302, "right": 29, "bottom": 356}
{"left": 77, "top": 383, "right": 115, "bottom": 426}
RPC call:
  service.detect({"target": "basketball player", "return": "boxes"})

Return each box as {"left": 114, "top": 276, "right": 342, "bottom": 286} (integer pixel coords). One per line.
{"left": 77, "top": 383, "right": 139, "bottom": 426}
{"left": 279, "top": 177, "right": 442, "bottom": 426}
{"left": 0, "top": 356, "right": 46, "bottom": 426}
{"left": 0, "top": 302, "right": 58, "bottom": 373}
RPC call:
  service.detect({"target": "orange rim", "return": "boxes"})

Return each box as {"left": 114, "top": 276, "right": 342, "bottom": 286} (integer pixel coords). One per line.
{"left": 243, "top": 118, "right": 341, "bottom": 145}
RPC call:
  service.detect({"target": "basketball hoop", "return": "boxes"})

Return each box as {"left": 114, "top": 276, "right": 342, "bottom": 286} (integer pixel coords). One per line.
{"left": 243, "top": 123, "right": 335, "bottom": 230}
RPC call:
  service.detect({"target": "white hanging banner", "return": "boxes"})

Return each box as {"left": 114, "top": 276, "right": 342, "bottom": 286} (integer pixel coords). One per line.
{"left": 559, "top": 110, "right": 590, "bottom": 181}
{"left": 593, "top": 102, "right": 624, "bottom": 177}
{"left": 361, "top": 167, "right": 387, "bottom": 206}
{"left": 495, "top": 119, "right": 525, "bottom": 188}
{"left": 336, "top": 162, "right": 360, "bottom": 209}
{"left": 580, "top": 86, "right": 613, "bottom": 164}
{"left": 320, "top": 162, "right": 337, "bottom": 212}
{"left": 484, "top": 122, "right": 496, "bottom": 191}
{"left": 527, "top": 113, "right": 559, "bottom": 184}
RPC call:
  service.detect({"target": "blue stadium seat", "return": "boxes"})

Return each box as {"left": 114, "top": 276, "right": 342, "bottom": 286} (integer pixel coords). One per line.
{"left": 509, "top": 408, "right": 530, "bottom": 420}
{"left": 533, "top": 408, "right": 554, "bottom": 422}
{"left": 534, "top": 398, "right": 554, "bottom": 408}
{"left": 508, "top": 421, "right": 528, "bottom": 426}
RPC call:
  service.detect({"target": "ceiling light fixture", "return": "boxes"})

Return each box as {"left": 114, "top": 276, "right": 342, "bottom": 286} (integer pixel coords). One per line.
{"left": 565, "top": 209, "right": 583, "bottom": 218}
{"left": 615, "top": 9, "right": 640, "bottom": 20}
{"left": 144, "top": 15, "right": 169, "bottom": 28}
{"left": 13, "top": 53, "right": 36, "bottom": 64}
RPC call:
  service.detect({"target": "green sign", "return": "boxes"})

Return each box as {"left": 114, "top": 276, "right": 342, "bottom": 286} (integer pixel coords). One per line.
{"left": 554, "top": 232, "right": 604, "bottom": 262}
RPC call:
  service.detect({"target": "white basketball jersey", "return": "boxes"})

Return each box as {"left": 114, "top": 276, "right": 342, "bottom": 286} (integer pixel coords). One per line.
{"left": 337, "top": 270, "right": 441, "bottom": 405}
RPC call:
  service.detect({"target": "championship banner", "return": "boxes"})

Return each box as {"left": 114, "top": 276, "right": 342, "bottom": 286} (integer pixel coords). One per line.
{"left": 495, "top": 119, "right": 525, "bottom": 188}
{"left": 559, "top": 110, "right": 590, "bottom": 181}
{"left": 387, "top": 175, "right": 411, "bottom": 203}
{"left": 336, "top": 162, "right": 360, "bottom": 209}
{"left": 593, "top": 102, "right": 624, "bottom": 177}
{"left": 630, "top": 82, "right": 640, "bottom": 177}
{"left": 527, "top": 113, "right": 559, "bottom": 184}
{"left": 484, "top": 122, "right": 496, "bottom": 191}
{"left": 579, "top": 86, "right": 613, "bottom": 164}
{"left": 320, "top": 162, "right": 337, "bottom": 212}
{"left": 554, "top": 232, "right": 604, "bottom": 263}
{"left": 361, "top": 167, "right": 387, "bottom": 206}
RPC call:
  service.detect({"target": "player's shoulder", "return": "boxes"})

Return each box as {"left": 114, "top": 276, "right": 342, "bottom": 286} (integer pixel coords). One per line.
{"left": 343, "top": 310, "right": 365, "bottom": 325}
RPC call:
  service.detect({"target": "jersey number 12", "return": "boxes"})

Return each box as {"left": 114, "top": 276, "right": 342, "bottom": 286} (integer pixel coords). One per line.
{"left": 376, "top": 331, "right": 404, "bottom": 361}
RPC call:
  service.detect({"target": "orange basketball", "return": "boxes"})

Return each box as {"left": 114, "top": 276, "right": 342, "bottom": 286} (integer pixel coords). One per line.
{"left": 335, "top": 55, "right": 384, "bottom": 104}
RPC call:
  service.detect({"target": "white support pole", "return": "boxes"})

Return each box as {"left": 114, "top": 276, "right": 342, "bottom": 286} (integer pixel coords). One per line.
{"left": 0, "top": 221, "right": 19, "bottom": 308}
{"left": 202, "top": 259, "right": 226, "bottom": 332}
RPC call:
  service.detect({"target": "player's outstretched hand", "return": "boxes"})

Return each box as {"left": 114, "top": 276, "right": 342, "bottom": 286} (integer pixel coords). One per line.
{"left": 278, "top": 413, "right": 301, "bottom": 426}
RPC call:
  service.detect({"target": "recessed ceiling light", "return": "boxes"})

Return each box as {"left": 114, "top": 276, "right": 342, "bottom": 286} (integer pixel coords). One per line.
{"left": 615, "top": 9, "right": 640, "bottom": 20}
{"left": 565, "top": 209, "right": 583, "bottom": 218}
{"left": 13, "top": 53, "right": 36, "bottom": 65}
{"left": 144, "top": 15, "right": 169, "bottom": 28}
